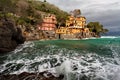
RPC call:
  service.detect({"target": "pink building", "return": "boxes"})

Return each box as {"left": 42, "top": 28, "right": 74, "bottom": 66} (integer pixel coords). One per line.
{"left": 38, "top": 14, "right": 57, "bottom": 31}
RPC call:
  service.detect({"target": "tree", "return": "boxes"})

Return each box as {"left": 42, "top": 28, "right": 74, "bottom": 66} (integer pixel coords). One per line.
{"left": 87, "top": 22, "right": 108, "bottom": 36}
{"left": 44, "top": 0, "right": 46, "bottom": 2}
{"left": 70, "top": 9, "right": 81, "bottom": 17}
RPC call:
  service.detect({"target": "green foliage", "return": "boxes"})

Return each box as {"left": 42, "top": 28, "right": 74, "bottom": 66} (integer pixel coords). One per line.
{"left": 0, "top": 0, "right": 17, "bottom": 13}
{"left": 70, "top": 9, "right": 81, "bottom": 17}
{"left": 26, "top": 6, "right": 35, "bottom": 17}
{"left": 87, "top": 22, "right": 108, "bottom": 36}
{"left": 44, "top": 0, "right": 46, "bottom": 2}
{"left": 0, "top": 13, "right": 4, "bottom": 18}
{"left": 31, "top": 1, "right": 69, "bottom": 26}
{"left": 0, "top": 0, "right": 69, "bottom": 30}
{"left": 0, "top": 0, "right": 11, "bottom": 11}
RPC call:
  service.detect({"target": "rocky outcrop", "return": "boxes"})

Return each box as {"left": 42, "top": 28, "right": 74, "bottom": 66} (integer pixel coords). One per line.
{"left": 23, "top": 30, "right": 56, "bottom": 41}
{"left": 0, "top": 72, "right": 64, "bottom": 80}
{"left": 23, "top": 30, "right": 44, "bottom": 41}
{"left": 58, "top": 31, "right": 99, "bottom": 40}
{"left": 0, "top": 19, "right": 25, "bottom": 53}
{"left": 76, "top": 32, "right": 99, "bottom": 39}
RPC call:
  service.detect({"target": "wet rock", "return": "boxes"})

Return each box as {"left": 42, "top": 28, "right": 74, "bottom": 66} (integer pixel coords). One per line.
{"left": 0, "top": 72, "right": 64, "bottom": 80}
{"left": 0, "top": 19, "right": 25, "bottom": 53}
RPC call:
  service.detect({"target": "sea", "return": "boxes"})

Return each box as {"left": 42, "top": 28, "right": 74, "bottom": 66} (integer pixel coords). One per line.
{"left": 0, "top": 36, "right": 120, "bottom": 80}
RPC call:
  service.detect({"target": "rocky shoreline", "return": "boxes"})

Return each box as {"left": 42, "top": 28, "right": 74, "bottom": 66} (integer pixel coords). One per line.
{"left": 0, "top": 72, "right": 64, "bottom": 80}
{"left": 0, "top": 18, "right": 99, "bottom": 53}
{"left": 0, "top": 19, "right": 25, "bottom": 53}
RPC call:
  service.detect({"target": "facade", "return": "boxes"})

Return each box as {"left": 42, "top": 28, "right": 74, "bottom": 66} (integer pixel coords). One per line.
{"left": 56, "top": 27, "right": 68, "bottom": 34}
{"left": 38, "top": 14, "right": 57, "bottom": 31}
{"left": 75, "top": 16, "right": 86, "bottom": 28}
{"left": 37, "top": 13, "right": 92, "bottom": 39}
{"left": 37, "top": 14, "right": 57, "bottom": 39}
{"left": 66, "top": 16, "right": 86, "bottom": 28}
{"left": 56, "top": 15, "right": 92, "bottom": 39}
{"left": 56, "top": 15, "right": 87, "bottom": 34}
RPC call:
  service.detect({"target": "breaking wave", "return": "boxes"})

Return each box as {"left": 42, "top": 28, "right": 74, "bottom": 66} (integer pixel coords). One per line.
{"left": 0, "top": 36, "right": 120, "bottom": 80}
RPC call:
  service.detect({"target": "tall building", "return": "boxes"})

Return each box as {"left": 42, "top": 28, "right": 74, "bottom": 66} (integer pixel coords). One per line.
{"left": 66, "top": 15, "right": 86, "bottom": 28}
{"left": 56, "top": 15, "right": 87, "bottom": 34}
{"left": 55, "top": 14, "right": 92, "bottom": 40}
{"left": 75, "top": 16, "right": 86, "bottom": 28}
{"left": 38, "top": 14, "right": 57, "bottom": 31}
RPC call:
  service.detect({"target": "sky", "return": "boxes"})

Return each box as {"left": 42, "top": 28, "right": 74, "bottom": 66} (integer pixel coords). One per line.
{"left": 46, "top": 0, "right": 120, "bottom": 33}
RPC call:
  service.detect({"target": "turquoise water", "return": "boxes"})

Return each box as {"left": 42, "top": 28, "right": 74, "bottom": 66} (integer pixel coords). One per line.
{"left": 0, "top": 36, "right": 120, "bottom": 80}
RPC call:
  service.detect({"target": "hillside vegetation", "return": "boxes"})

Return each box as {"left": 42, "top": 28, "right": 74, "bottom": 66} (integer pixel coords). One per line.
{"left": 0, "top": 0, "right": 69, "bottom": 30}
{"left": 0, "top": 0, "right": 108, "bottom": 38}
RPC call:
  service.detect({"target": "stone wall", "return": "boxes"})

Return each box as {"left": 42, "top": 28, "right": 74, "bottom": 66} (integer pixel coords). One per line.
{"left": 58, "top": 31, "right": 96, "bottom": 40}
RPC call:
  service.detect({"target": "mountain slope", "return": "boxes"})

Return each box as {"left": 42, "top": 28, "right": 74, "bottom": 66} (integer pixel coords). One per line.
{"left": 0, "top": 0, "right": 69, "bottom": 26}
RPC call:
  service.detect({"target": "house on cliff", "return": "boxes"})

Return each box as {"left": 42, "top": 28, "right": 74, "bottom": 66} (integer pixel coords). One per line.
{"left": 38, "top": 14, "right": 57, "bottom": 31}
{"left": 38, "top": 14, "right": 57, "bottom": 39}
{"left": 56, "top": 15, "right": 92, "bottom": 39}
{"left": 66, "top": 15, "right": 86, "bottom": 28}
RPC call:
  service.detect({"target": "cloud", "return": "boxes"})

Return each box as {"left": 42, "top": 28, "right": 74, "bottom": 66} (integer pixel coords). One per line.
{"left": 47, "top": 0, "right": 120, "bottom": 32}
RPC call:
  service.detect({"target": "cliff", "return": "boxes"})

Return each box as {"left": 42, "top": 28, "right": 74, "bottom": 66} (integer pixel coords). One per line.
{"left": 0, "top": 18, "right": 25, "bottom": 53}
{"left": 0, "top": 0, "right": 69, "bottom": 41}
{"left": 0, "top": 0, "right": 69, "bottom": 52}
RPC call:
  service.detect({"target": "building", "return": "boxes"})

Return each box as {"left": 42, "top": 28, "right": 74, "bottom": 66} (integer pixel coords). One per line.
{"left": 56, "top": 27, "right": 68, "bottom": 34}
{"left": 56, "top": 15, "right": 92, "bottom": 39}
{"left": 75, "top": 16, "right": 86, "bottom": 28}
{"left": 66, "top": 15, "right": 86, "bottom": 28}
{"left": 38, "top": 14, "right": 57, "bottom": 31}
{"left": 56, "top": 15, "right": 86, "bottom": 34}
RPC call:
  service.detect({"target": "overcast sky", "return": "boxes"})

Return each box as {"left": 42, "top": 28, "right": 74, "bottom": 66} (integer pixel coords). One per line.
{"left": 47, "top": 0, "right": 120, "bottom": 32}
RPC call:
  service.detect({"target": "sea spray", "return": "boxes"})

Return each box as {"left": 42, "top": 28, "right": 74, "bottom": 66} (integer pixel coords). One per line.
{"left": 55, "top": 58, "right": 72, "bottom": 80}
{"left": 13, "top": 41, "right": 34, "bottom": 54}
{"left": 0, "top": 36, "right": 120, "bottom": 80}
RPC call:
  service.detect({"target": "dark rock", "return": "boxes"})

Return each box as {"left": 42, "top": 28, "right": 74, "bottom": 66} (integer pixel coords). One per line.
{"left": 0, "top": 19, "right": 25, "bottom": 53}
{"left": 0, "top": 72, "right": 64, "bottom": 80}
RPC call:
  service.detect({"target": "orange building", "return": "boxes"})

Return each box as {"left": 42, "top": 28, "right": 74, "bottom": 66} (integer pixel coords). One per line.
{"left": 75, "top": 16, "right": 86, "bottom": 28}
{"left": 56, "top": 15, "right": 87, "bottom": 34}
{"left": 38, "top": 14, "right": 57, "bottom": 31}
{"left": 66, "top": 15, "right": 86, "bottom": 28}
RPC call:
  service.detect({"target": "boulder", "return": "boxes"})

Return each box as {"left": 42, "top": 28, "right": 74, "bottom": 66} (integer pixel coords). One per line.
{"left": 0, "top": 19, "right": 26, "bottom": 53}
{"left": 0, "top": 72, "right": 64, "bottom": 80}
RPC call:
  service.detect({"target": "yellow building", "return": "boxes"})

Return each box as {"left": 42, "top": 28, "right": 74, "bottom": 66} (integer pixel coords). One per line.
{"left": 56, "top": 27, "right": 84, "bottom": 34}
{"left": 84, "top": 28, "right": 90, "bottom": 33}
{"left": 56, "top": 15, "right": 88, "bottom": 35}
{"left": 66, "top": 20, "right": 71, "bottom": 27}
{"left": 66, "top": 16, "right": 86, "bottom": 28}
{"left": 69, "top": 28, "right": 83, "bottom": 34}
{"left": 56, "top": 27, "right": 69, "bottom": 34}
{"left": 75, "top": 16, "right": 86, "bottom": 28}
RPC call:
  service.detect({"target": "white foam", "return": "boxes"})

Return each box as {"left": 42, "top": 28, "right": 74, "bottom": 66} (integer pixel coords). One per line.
{"left": 13, "top": 41, "right": 34, "bottom": 53}
{"left": 101, "top": 36, "right": 118, "bottom": 39}
{"left": 1, "top": 42, "right": 120, "bottom": 80}
{"left": 1, "top": 52, "right": 120, "bottom": 80}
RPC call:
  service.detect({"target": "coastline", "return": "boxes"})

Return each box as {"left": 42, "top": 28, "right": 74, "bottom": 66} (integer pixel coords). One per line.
{"left": 0, "top": 36, "right": 120, "bottom": 80}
